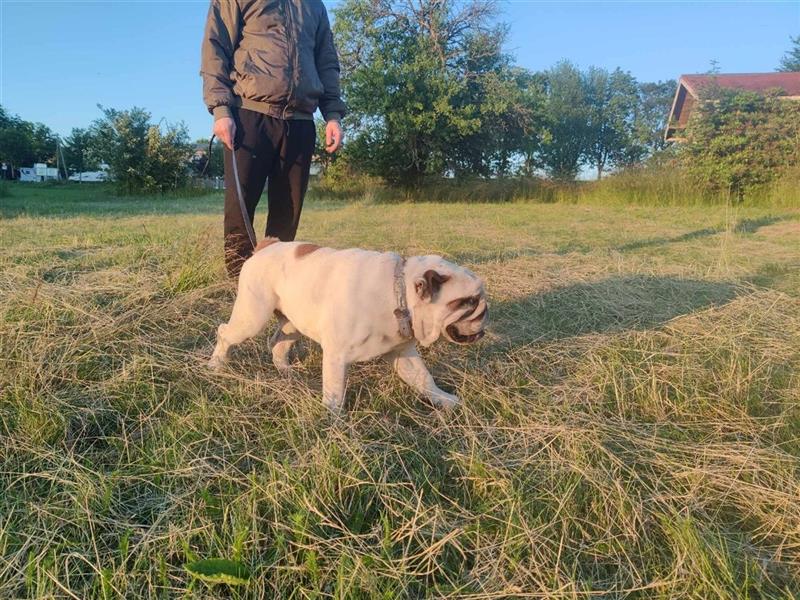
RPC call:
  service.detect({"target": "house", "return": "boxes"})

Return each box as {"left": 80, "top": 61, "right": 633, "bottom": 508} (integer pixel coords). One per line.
{"left": 67, "top": 170, "right": 108, "bottom": 183}
{"left": 664, "top": 72, "right": 800, "bottom": 141}
{"left": 19, "top": 163, "right": 60, "bottom": 182}
{"left": 67, "top": 163, "right": 110, "bottom": 182}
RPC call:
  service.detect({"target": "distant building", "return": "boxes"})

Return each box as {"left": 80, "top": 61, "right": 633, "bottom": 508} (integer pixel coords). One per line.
{"left": 19, "top": 163, "right": 59, "bottom": 182}
{"left": 68, "top": 170, "right": 108, "bottom": 183}
{"left": 665, "top": 72, "right": 800, "bottom": 142}
{"left": 67, "top": 163, "right": 110, "bottom": 182}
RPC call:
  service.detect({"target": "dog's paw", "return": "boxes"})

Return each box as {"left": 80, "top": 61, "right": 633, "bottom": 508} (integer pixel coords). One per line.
{"left": 208, "top": 355, "right": 225, "bottom": 370}
{"left": 322, "top": 394, "right": 345, "bottom": 417}
{"left": 273, "top": 360, "right": 293, "bottom": 378}
{"left": 430, "top": 390, "right": 461, "bottom": 410}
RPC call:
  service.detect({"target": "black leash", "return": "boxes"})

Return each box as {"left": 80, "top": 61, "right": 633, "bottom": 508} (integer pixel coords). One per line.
{"left": 204, "top": 134, "right": 257, "bottom": 249}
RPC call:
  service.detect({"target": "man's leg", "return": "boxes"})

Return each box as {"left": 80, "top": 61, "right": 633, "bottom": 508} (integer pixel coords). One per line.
{"left": 223, "top": 109, "right": 275, "bottom": 278}
{"left": 265, "top": 119, "right": 316, "bottom": 241}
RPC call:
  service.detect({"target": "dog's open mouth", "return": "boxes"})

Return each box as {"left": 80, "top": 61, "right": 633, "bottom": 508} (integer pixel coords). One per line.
{"left": 446, "top": 324, "right": 485, "bottom": 344}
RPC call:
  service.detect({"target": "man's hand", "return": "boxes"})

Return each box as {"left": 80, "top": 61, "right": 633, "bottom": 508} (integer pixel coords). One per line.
{"left": 213, "top": 117, "right": 236, "bottom": 150}
{"left": 325, "top": 120, "right": 343, "bottom": 153}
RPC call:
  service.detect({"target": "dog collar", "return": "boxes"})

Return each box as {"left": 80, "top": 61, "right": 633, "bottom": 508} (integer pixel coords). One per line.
{"left": 393, "top": 257, "right": 414, "bottom": 339}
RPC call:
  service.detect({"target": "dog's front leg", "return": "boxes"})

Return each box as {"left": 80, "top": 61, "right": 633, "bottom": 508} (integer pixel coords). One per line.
{"left": 388, "top": 344, "right": 460, "bottom": 409}
{"left": 321, "top": 351, "right": 349, "bottom": 415}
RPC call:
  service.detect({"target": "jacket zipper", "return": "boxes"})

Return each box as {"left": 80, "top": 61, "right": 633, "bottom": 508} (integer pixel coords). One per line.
{"left": 282, "top": 0, "right": 297, "bottom": 118}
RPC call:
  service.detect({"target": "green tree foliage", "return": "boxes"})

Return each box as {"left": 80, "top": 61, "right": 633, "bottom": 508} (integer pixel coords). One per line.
{"left": 29, "top": 123, "right": 59, "bottom": 166}
{"left": 144, "top": 123, "right": 193, "bottom": 191}
{"left": 90, "top": 106, "right": 192, "bottom": 194}
{"left": 331, "top": 4, "right": 683, "bottom": 184}
{"left": 537, "top": 61, "right": 588, "bottom": 181}
{"left": 778, "top": 35, "right": 800, "bottom": 72}
{"left": 452, "top": 66, "right": 546, "bottom": 178}
{"left": 0, "top": 127, "right": 33, "bottom": 172}
{"left": 333, "top": 0, "right": 542, "bottom": 185}
{"left": 62, "top": 128, "right": 99, "bottom": 178}
{"left": 633, "top": 80, "right": 677, "bottom": 157}
{"left": 538, "top": 66, "right": 667, "bottom": 181}
{"left": 0, "top": 106, "right": 59, "bottom": 171}
{"left": 681, "top": 88, "right": 800, "bottom": 197}
{"left": 583, "top": 67, "right": 641, "bottom": 179}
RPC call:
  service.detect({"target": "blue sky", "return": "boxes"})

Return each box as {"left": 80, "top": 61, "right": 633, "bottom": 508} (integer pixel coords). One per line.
{"left": 1, "top": 1, "right": 797, "bottom": 141}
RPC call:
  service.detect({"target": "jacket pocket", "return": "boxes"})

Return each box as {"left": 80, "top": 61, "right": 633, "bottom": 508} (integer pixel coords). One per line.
{"left": 293, "top": 54, "right": 324, "bottom": 112}
{"left": 234, "top": 49, "right": 290, "bottom": 105}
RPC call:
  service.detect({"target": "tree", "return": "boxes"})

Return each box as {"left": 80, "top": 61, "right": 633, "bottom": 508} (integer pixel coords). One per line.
{"left": 90, "top": 106, "right": 192, "bottom": 194}
{"left": 631, "top": 80, "right": 676, "bottom": 158}
{"left": 29, "top": 123, "right": 58, "bottom": 166}
{"left": 143, "top": 122, "right": 192, "bottom": 191}
{"left": 450, "top": 65, "right": 545, "bottom": 178}
{"left": 334, "top": 0, "right": 539, "bottom": 185}
{"left": 62, "top": 128, "right": 99, "bottom": 180}
{"left": 0, "top": 106, "right": 14, "bottom": 129}
{"left": 583, "top": 67, "right": 640, "bottom": 179}
{"left": 778, "top": 35, "right": 800, "bottom": 72}
{"left": 681, "top": 88, "right": 800, "bottom": 197}
{"left": 0, "top": 106, "right": 59, "bottom": 173}
{"left": 537, "top": 61, "right": 588, "bottom": 181}
{"left": 0, "top": 126, "right": 34, "bottom": 173}
{"left": 90, "top": 106, "right": 150, "bottom": 193}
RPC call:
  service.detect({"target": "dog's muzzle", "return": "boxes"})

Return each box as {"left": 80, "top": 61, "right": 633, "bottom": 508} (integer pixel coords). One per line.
{"left": 445, "top": 302, "right": 488, "bottom": 345}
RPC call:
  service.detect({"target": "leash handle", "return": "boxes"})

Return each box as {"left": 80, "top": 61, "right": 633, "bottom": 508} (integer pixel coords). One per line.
{"left": 206, "top": 134, "right": 257, "bottom": 250}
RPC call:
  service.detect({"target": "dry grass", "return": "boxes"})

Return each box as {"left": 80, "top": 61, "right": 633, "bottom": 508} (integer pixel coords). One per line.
{"left": 1, "top": 184, "right": 800, "bottom": 598}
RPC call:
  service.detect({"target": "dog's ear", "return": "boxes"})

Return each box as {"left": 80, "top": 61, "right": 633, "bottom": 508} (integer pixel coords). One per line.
{"left": 415, "top": 270, "right": 450, "bottom": 301}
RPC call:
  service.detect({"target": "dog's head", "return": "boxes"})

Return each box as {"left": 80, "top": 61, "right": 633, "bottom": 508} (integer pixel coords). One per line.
{"left": 408, "top": 256, "right": 488, "bottom": 347}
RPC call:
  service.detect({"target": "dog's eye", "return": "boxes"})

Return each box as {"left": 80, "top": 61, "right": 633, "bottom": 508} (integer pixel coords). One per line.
{"left": 462, "top": 296, "right": 479, "bottom": 308}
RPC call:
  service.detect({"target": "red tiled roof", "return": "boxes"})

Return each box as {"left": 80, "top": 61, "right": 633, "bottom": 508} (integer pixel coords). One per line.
{"left": 665, "top": 72, "right": 800, "bottom": 141}
{"left": 679, "top": 72, "right": 800, "bottom": 97}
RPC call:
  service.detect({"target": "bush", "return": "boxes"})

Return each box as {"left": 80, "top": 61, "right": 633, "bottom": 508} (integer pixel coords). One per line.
{"left": 0, "top": 179, "right": 11, "bottom": 198}
{"left": 90, "top": 107, "right": 192, "bottom": 195}
{"left": 680, "top": 88, "right": 800, "bottom": 199}
{"left": 311, "top": 157, "right": 383, "bottom": 201}
{"left": 395, "top": 177, "right": 571, "bottom": 203}
{"left": 310, "top": 164, "right": 800, "bottom": 207}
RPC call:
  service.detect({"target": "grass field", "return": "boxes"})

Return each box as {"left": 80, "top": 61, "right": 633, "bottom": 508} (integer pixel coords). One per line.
{"left": 2, "top": 183, "right": 800, "bottom": 598}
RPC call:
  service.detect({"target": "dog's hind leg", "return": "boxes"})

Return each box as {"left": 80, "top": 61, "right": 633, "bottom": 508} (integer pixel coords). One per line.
{"left": 209, "top": 281, "right": 275, "bottom": 369}
{"left": 269, "top": 312, "right": 302, "bottom": 374}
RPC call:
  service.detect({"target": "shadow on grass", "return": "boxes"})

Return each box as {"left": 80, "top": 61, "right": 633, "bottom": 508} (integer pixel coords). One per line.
{"left": 454, "top": 216, "right": 792, "bottom": 265}
{"left": 615, "top": 215, "right": 788, "bottom": 252}
{"left": 744, "top": 262, "right": 800, "bottom": 297}
{"left": 489, "top": 275, "right": 742, "bottom": 345}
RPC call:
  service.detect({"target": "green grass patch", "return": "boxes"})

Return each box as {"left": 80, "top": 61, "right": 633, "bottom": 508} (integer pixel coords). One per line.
{"left": 1, "top": 186, "right": 799, "bottom": 597}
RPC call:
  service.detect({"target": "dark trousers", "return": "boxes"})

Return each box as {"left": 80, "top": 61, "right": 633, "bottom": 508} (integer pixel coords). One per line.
{"left": 223, "top": 108, "right": 316, "bottom": 278}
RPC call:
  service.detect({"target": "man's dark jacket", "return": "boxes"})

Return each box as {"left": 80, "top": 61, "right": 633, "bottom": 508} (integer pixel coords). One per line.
{"left": 201, "top": 0, "right": 346, "bottom": 122}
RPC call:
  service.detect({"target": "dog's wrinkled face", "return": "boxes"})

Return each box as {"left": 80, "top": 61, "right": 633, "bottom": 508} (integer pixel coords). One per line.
{"left": 410, "top": 256, "right": 488, "bottom": 347}
{"left": 442, "top": 291, "right": 488, "bottom": 344}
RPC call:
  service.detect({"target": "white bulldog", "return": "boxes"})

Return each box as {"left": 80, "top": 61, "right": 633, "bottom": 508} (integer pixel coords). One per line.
{"left": 209, "top": 238, "right": 488, "bottom": 413}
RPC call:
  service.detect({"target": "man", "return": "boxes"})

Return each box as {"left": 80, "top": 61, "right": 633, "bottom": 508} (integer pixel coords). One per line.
{"left": 201, "top": 0, "right": 345, "bottom": 278}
